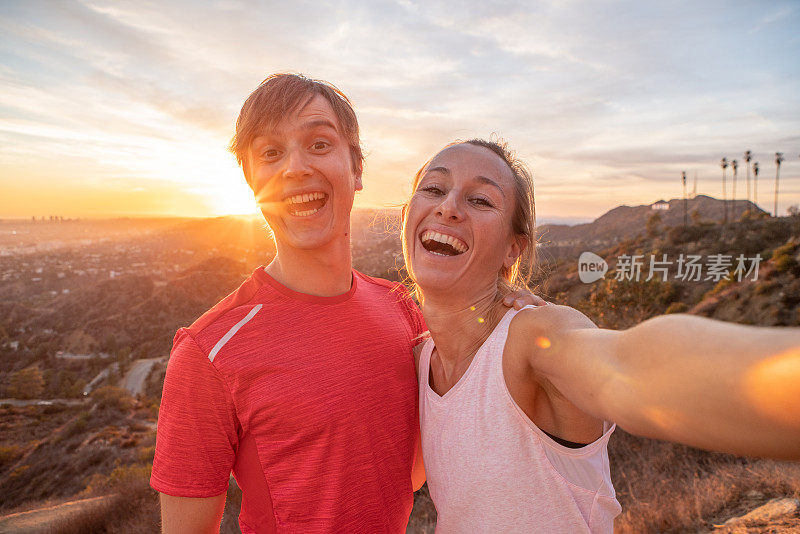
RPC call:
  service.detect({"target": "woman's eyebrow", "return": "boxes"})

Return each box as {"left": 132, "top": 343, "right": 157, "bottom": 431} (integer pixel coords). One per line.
{"left": 426, "top": 166, "right": 505, "bottom": 197}
{"left": 474, "top": 175, "right": 506, "bottom": 197}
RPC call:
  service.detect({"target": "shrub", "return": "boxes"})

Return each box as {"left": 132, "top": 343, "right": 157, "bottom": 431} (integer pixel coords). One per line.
{"left": 91, "top": 386, "right": 135, "bottom": 412}
{"left": 83, "top": 463, "right": 151, "bottom": 495}
{"left": 0, "top": 445, "right": 24, "bottom": 469}
{"left": 54, "top": 464, "right": 158, "bottom": 534}
{"left": 668, "top": 225, "right": 709, "bottom": 246}
{"left": 7, "top": 365, "right": 44, "bottom": 399}
{"left": 137, "top": 445, "right": 155, "bottom": 463}
{"left": 707, "top": 275, "right": 735, "bottom": 296}
{"left": 770, "top": 241, "right": 798, "bottom": 272}
{"left": 9, "top": 464, "right": 30, "bottom": 479}
{"left": 59, "top": 412, "right": 90, "bottom": 441}
{"left": 665, "top": 302, "right": 689, "bottom": 314}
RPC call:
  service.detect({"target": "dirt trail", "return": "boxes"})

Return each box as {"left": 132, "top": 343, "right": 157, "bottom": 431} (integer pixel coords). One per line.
{"left": 0, "top": 495, "right": 113, "bottom": 534}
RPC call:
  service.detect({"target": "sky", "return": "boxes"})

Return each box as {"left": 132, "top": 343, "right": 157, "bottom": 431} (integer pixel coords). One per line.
{"left": 1, "top": 0, "right": 799, "bottom": 222}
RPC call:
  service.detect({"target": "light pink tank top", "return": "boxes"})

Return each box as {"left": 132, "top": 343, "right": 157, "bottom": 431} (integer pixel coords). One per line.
{"left": 419, "top": 306, "right": 621, "bottom": 533}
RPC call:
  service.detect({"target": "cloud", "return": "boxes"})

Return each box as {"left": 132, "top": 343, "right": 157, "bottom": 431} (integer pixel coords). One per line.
{"left": 1, "top": 0, "right": 798, "bottom": 217}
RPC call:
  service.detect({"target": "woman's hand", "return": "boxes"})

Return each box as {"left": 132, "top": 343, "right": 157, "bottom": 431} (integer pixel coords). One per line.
{"left": 502, "top": 290, "right": 548, "bottom": 309}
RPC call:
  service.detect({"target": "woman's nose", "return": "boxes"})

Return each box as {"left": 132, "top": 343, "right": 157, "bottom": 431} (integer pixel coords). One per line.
{"left": 436, "top": 193, "right": 463, "bottom": 221}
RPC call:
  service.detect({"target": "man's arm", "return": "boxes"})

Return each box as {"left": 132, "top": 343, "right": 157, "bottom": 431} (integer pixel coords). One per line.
{"left": 160, "top": 493, "right": 227, "bottom": 534}
{"left": 518, "top": 306, "right": 800, "bottom": 460}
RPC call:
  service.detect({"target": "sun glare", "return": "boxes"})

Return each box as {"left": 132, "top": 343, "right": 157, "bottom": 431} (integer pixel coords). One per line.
{"left": 210, "top": 179, "right": 260, "bottom": 216}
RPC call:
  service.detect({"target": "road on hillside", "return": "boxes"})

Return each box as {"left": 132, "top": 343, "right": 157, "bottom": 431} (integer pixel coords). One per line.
{"left": 121, "top": 358, "right": 163, "bottom": 396}
{"left": 0, "top": 398, "right": 86, "bottom": 407}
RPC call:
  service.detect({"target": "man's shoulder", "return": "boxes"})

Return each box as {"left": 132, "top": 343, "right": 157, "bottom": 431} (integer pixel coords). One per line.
{"left": 354, "top": 270, "right": 411, "bottom": 298}
{"left": 180, "top": 268, "right": 275, "bottom": 351}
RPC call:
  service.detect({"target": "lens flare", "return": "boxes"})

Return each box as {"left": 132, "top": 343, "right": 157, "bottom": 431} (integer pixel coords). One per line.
{"left": 744, "top": 348, "right": 800, "bottom": 426}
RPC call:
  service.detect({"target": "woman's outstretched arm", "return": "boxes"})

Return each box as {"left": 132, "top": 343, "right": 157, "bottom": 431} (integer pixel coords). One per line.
{"left": 515, "top": 306, "right": 800, "bottom": 460}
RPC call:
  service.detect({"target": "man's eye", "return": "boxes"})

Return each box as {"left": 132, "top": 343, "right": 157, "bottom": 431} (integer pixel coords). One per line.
{"left": 421, "top": 186, "right": 444, "bottom": 195}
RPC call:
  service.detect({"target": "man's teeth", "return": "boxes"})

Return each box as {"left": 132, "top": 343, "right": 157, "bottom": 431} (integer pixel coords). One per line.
{"left": 286, "top": 192, "right": 325, "bottom": 205}
{"left": 421, "top": 230, "right": 468, "bottom": 253}
{"left": 292, "top": 208, "right": 319, "bottom": 217}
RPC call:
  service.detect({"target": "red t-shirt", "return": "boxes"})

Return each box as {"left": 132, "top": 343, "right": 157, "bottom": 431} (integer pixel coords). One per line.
{"left": 150, "top": 268, "right": 426, "bottom": 533}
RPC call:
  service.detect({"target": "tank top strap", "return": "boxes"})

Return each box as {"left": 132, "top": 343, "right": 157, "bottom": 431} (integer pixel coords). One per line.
{"left": 484, "top": 304, "right": 536, "bottom": 353}
{"left": 482, "top": 304, "right": 539, "bottom": 374}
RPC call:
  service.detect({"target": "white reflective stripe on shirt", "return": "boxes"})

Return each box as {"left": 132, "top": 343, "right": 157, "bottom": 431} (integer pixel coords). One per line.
{"left": 208, "top": 304, "right": 262, "bottom": 362}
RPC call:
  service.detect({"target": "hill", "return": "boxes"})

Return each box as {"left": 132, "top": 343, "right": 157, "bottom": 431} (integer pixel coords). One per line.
{"left": 538, "top": 195, "right": 765, "bottom": 247}
{"left": 2, "top": 211, "right": 800, "bottom": 533}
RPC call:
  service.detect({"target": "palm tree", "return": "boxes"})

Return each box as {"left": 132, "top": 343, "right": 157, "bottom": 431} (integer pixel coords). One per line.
{"left": 731, "top": 159, "right": 738, "bottom": 219}
{"left": 744, "top": 150, "right": 752, "bottom": 211}
{"left": 753, "top": 162, "right": 759, "bottom": 215}
{"left": 682, "top": 171, "right": 688, "bottom": 226}
{"left": 753, "top": 161, "right": 759, "bottom": 208}
{"left": 720, "top": 157, "right": 728, "bottom": 224}
{"left": 774, "top": 152, "right": 784, "bottom": 217}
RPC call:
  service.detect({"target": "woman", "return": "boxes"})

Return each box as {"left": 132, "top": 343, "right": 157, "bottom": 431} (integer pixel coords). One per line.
{"left": 401, "top": 139, "right": 800, "bottom": 532}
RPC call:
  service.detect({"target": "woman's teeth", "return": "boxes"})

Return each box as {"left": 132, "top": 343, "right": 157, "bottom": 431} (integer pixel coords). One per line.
{"left": 420, "top": 230, "right": 468, "bottom": 256}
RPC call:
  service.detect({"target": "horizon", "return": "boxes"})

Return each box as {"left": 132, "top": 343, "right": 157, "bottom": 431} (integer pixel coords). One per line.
{"left": 0, "top": 192, "right": 776, "bottom": 229}
{"left": 1, "top": 1, "right": 799, "bottom": 219}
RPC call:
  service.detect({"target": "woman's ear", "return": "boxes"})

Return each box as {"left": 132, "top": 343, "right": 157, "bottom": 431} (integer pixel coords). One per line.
{"left": 504, "top": 235, "right": 528, "bottom": 269}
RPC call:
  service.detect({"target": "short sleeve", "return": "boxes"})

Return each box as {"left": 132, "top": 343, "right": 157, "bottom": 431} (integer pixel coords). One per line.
{"left": 150, "top": 329, "right": 239, "bottom": 497}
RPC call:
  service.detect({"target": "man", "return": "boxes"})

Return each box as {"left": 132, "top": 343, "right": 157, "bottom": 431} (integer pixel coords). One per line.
{"left": 150, "top": 73, "right": 538, "bottom": 533}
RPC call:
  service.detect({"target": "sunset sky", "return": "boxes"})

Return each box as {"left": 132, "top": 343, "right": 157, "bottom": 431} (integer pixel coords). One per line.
{"left": 1, "top": 0, "right": 799, "bottom": 222}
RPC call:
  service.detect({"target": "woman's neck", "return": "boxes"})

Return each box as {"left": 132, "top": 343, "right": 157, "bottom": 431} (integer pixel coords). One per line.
{"left": 421, "top": 285, "right": 508, "bottom": 369}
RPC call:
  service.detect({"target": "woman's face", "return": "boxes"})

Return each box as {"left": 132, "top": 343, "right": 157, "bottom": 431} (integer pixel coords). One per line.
{"left": 402, "top": 143, "right": 524, "bottom": 299}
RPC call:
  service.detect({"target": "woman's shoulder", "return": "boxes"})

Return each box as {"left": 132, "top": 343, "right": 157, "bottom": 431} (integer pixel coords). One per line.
{"left": 508, "top": 303, "right": 596, "bottom": 339}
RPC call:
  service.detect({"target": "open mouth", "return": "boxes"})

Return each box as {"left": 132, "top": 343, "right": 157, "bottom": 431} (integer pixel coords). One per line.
{"left": 420, "top": 230, "right": 468, "bottom": 256}
{"left": 285, "top": 192, "right": 328, "bottom": 217}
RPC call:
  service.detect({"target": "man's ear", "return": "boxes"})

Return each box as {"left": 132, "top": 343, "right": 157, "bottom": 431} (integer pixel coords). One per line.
{"left": 504, "top": 235, "right": 528, "bottom": 269}
{"left": 354, "top": 160, "right": 363, "bottom": 191}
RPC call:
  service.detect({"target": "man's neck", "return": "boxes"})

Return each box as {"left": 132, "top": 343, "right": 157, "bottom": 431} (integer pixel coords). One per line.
{"left": 266, "top": 238, "right": 354, "bottom": 297}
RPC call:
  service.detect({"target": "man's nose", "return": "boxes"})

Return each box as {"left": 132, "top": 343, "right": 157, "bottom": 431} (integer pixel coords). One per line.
{"left": 282, "top": 148, "right": 312, "bottom": 180}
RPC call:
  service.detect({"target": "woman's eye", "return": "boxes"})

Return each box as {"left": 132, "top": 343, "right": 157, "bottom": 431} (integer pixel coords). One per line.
{"left": 470, "top": 197, "right": 493, "bottom": 207}
{"left": 262, "top": 149, "right": 280, "bottom": 160}
{"left": 312, "top": 141, "right": 330, "bottom": 151}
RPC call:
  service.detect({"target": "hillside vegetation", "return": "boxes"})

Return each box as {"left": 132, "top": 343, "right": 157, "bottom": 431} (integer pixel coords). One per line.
{"left": 1, "top": 209, "right": 799, "bottom": 532}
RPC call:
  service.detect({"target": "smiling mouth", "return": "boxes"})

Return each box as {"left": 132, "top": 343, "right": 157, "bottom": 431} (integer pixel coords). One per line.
{"left": 420, "top": 230, "right": 468, "bottom": 256}
{"left": 285, "top": 192, "right": 328, "bottom": 217}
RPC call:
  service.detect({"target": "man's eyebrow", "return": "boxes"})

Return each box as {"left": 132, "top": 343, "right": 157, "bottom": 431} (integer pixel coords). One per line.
{"left": 427, "top": 166, "right": 450, "bottom": 175}
{"left": 301, "top": 119, "right": 339, "bottom": 132}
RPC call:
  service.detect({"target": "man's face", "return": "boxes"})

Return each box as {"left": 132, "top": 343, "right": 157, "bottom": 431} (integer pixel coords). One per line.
{"left": 246, "top": 95, "right": 362, "bottom": 252}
